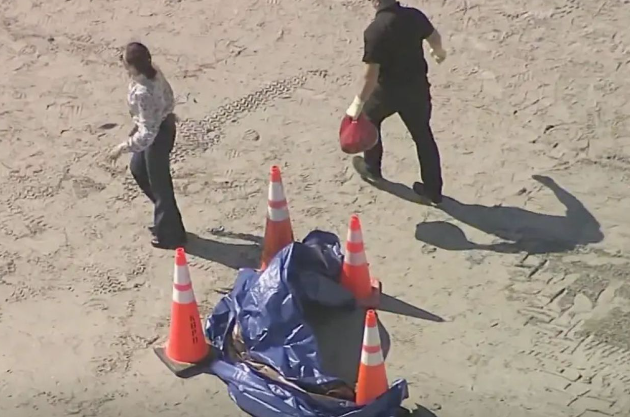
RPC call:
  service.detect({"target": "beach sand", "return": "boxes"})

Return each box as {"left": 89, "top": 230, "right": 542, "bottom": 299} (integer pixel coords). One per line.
{"left": 1, "top": 0, "right": 630, "bottom": 416}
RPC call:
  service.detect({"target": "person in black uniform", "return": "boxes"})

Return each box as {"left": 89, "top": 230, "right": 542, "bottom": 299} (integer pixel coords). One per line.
{"left": 346, "top": 0, "right": 447, "bottom": 204}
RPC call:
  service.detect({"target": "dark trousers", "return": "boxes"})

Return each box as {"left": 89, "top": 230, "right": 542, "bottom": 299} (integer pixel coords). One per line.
{"left": 129, "top": 114, "right": 186, "bottom": 243}
{"left": 363, "top": 80, "right": 443, "bottom": 197}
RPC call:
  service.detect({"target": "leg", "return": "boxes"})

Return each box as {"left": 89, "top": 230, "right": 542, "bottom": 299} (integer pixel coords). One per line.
{"left": 144, "top": 116, "right": 186, "bottom": 246}
{"left": 361, "top": 85, "right": 396, "bottom": 178}
{"left": 130, "top": 151, "right": 156, "bottom": 203}
{"left": 398, "top": 86, "right": 443, "bottom": 201}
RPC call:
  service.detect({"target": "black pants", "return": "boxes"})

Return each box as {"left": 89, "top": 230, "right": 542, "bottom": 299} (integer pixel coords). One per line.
{"left": 130, "top": 114, "right": 186, "bottom": 243}
{"left": 363, "top": 80, "right": 443, "bottom": 197}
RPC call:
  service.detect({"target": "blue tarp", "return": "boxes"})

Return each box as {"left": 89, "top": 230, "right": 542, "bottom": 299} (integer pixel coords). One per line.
{"left": 204, "top": 230, "right": 408, "bottom": 417}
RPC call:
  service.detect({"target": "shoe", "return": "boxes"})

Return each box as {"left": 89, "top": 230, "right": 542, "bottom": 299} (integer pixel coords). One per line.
{"left": 412, "top": 182, "right": 443, "bottom": 205}
{"left": 352, "top": 156, "right": 383, "bottom": 182}
{"left": 151, "top": 235, "right": 187, "bottom": 250}
{"left": 148, "top": 225, "right": 155, "bottom": 235}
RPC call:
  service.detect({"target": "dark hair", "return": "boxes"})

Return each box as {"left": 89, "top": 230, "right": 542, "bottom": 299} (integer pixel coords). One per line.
{"left": 124, "top": 42, "right": 157, "bottom": 79}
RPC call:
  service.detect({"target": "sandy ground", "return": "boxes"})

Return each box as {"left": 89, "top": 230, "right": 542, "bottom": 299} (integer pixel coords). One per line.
{"left": 1, "top": 0, "right": 630, "bottom": 416}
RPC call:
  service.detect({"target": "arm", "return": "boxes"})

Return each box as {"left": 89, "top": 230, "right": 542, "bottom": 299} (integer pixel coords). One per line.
{"left": 124, "top": 89, "right": 161, "bottom": 153}
{"left": 426, "top": 28, "right": 447, "bottom": 63}
{"left": 426, "top": 29, "right": 443, "bottom": 54}
{"left": 347, "top": 63, "right": 379, "bottom": 118}
{"left": 415, "top": 9, "right": 446, "bottom": 64}
{"left": 346, "top": 25, "right": 385, "bottom": 119}
{"left": 532, "top": 175, "right": 595, "bottom": 223}
{"left": 358, "top": 63, "right": 379, "bottom": 103}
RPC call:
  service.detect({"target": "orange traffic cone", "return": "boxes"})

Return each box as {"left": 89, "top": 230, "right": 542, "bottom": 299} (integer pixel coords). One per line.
{"left": 260, "top": 165, "right": 294, "bottom": 270}
{"left": 154, "top": 248, "right": 213, "bottom": 378}
{"left": 340, "top": 214, "right": 381, "bottom": 308}
{"left": 355, "top": 309, "right": 388, "bottom": 405}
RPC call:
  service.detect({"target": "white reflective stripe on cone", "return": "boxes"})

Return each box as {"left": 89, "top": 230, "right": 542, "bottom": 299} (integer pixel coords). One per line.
{"left": 268, "top": 182, "right": 286, "bottom": 201}
{"left": 345, "top": 250, "right": 367, "bottom": 266}
{"left": 363, "top": 326, "right": 382, "bottom": 348}
{"left": 173, "top": 288, "right": 196, "bottom": 304}
{"left": 361, "top": 349, "right": 384, "bottom": 366}
{"left": 268, "top": 206, "right": 289, "bottom": 222}
{"left": 347, "top": 229, "right": 363, "bottom": 243}
{"left": 173, "top": 265, "right": 191, "bottom": 285}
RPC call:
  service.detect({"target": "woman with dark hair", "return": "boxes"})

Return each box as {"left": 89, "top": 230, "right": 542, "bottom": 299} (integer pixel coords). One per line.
{"left": 108, "top": 42, "right": 187, "bottom": 249}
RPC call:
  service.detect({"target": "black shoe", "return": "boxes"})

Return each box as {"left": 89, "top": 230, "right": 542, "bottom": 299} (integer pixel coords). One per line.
{"left": 148, "top": 225, "right": 155, "bottom": 235}
{"left": 412, "top": 182, "right": 443, "bottom": 205}
{"left": 352, "top": 156, "right": 383, "bottom": 182}
{"left": 151, "top": 235, "right": 187, "bottom": 250}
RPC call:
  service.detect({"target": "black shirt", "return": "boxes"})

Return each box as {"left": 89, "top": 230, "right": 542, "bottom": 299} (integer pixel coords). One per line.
{"left": 362, "top": 2, "right": 434, "bottom": 86}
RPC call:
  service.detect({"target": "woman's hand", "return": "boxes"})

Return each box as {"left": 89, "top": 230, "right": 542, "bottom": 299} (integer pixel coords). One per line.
{"left": 107, "top": 143, "right": 129, "bottom": 162}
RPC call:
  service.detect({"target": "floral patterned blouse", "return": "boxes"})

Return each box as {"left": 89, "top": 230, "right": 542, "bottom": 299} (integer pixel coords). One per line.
{"left": 126, "top": 69, "right": 175, "bottom": 152}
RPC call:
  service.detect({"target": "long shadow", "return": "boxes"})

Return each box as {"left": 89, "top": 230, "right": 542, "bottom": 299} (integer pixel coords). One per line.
{"left": 308, "top": 296, "right": 446, "bottom": 386}
{"left": 401, "top": 405, "right": 440, "bottom": 417}
{"left": 305, "top": 306, "right": 391, "bottom": 387}
{"left": 415, "top": 175, "right": 603, "bottom": 255}
{"left": 352, "top": 155, "right": 427, "bottom": 204}
{"left": 365, "top": 178, "right": 427, "bottom": 205}
{"left": 185, "top": 231, "right": 262, "bottom": 270}
{"left": 379, "top": 293, "right": 447, "bottom": 322}
{"left": 206, "top": 228, "right": 263, "bottom": 245}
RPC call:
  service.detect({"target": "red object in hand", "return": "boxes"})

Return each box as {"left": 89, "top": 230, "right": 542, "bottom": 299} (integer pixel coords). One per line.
{"left": 339, "top": 114, "right": 378, "bottom": 154}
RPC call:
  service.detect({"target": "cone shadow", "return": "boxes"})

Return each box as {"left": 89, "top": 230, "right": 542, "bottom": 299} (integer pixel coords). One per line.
{"left": 379, "top": 294, "right": 446, "bottom": 322}
{"left": 305, "top": 306, "right": 390, "bottom": 386}
{"left": 153, "top": 345, "right": 216, "bottom": 379}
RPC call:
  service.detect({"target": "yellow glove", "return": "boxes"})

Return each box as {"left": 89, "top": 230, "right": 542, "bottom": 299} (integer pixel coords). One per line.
{"left": 430, "top": 47, "right": 447, "bottom": 64}
{"left": 346, "top": 96, "right": 364, "bottom": 120}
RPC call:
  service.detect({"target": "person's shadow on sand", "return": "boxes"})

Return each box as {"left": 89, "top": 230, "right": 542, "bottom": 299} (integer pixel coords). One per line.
{"left": 185, "top": 230, "right": 262, "bottom": 269}
{"left": 415, "top": 175, "right": 603, "bottom": 255}
{"left": 402, "top": 405, "right": 440, "bottom": 417}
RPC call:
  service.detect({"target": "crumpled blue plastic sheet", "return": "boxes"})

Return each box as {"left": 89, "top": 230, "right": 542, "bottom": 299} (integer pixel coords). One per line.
{"left": 204, "top": 230, "right": 408, "bottom": 416}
